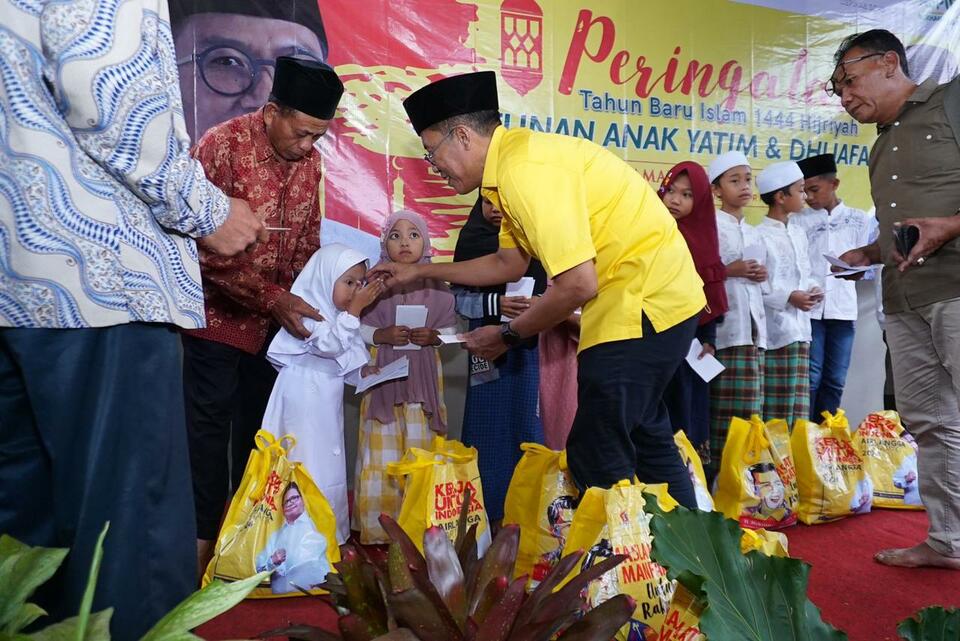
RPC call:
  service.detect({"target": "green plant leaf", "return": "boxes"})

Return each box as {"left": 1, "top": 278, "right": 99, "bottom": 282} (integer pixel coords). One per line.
{"left": 644, "top": 497, "right": 848, "bottom": 641}
{"left": 898, "top": 607, "right": 960, "bottom": 641}
{"left": 74, "top": 523, "right": 109, "bottom": 641}
{"left": 7, "top": 605, "right": 46, "bottom": 635}
{"left": 140, "top": 571, "right": 267, "bottom": 641}
{"left": 0, "top": 535, "right": 68, "bottom": 633}
{"left": 26, "top": 609, "right": 112, "bottom": 641}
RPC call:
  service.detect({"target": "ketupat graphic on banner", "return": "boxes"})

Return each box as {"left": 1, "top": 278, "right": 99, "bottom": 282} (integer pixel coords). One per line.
{"left": 173, "top": 0, "right": 959, "bottom": 254}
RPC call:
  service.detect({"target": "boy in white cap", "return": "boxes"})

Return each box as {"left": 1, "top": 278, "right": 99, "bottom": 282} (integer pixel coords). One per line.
{"left": 707, "top": 151, "right": 768, "bottom": 477}
{"left": 756, "top": 161, "right": 823, "bottom": 427}
{"left": 791, "top": 153, "right": 877, "bottom": 421}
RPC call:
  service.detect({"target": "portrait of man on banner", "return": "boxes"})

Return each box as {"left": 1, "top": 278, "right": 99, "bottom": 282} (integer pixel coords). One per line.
{"left": 169, "top": 0, "right": 329, "bottom": 142}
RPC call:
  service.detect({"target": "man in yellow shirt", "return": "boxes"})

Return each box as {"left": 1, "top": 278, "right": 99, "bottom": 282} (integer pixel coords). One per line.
{"left": 372, "top": 71, "right": 705, "bottom": 506}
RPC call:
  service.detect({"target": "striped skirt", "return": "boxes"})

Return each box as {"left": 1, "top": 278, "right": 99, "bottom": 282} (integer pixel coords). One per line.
{"left": 709, "top": 344, "right": 764, "bottom": 478}
{"left": 762, "top": 341, "right": 810, "bottom": 430}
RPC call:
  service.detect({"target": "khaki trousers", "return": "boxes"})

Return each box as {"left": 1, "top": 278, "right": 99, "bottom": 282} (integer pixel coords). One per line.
{"left": 886, "top": 297, "right": 960, "bottom": 557}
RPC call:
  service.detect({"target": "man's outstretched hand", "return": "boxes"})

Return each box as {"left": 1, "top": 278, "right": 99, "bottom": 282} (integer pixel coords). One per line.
{"left": 366, "top": 261, "right": 420, "bottom": 287}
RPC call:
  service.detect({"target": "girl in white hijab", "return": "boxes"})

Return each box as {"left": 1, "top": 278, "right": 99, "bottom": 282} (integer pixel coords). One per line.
{"left": 262, "top": 244, "right": 385, "bottom": 543}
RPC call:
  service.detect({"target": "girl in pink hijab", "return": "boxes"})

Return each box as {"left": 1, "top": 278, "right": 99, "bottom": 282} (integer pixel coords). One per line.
{"left": 352, "top": 210, "right": 457, "bottom": 543}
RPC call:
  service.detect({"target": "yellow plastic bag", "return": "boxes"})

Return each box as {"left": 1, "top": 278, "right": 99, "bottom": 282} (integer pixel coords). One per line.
{"left": 658, "top": 583, "right": 706, "bottom": 641}
{"left": 714, "top": 415, "right": 798, "bottom": 530}
{"left": 740, "top": 528, "right": 790, "bottom": 557}
{"left": 202, "top": 430, "right": 340, "bottom": 598}
{"left": 853, "top": 411, "right": 924, "bottom": 510}
{"left": 674, "top": 431, "right": 714, "bottom": 511}
{"left": 792, "top": 410, "right": 872, "bottom": 524}
{"left": 386, "top": 436, "right": 492, "bottom": 554}
{"left": 561, "top": 480, "right": 676, "bottom": 641}
{"left": 502, "top": 443, "right": 579, "bottom": 587}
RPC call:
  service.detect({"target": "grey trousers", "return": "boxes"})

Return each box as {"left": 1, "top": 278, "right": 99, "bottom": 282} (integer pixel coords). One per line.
{"left": 886, "top": 297, "right": 960, "bottom": 557}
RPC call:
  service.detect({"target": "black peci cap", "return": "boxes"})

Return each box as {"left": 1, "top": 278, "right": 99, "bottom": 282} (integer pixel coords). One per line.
{"left": 402, "top": 71, "right": 499, "bottom": 135}
{"left": 271, "top": 56, "right": 344, "bottom": 120}
{"left": 797, "top": 153, "right": 838, "bottom": 178}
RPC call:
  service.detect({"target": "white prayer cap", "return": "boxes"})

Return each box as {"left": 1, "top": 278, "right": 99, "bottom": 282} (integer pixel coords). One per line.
{"left": 756, "top": 161, "right": 804, "bottom": 195}
{"left": 707, "top": 151, "right": 751, "bottom": 183}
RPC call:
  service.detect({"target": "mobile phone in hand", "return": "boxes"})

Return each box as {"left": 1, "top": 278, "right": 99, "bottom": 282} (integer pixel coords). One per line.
{"left": 894, "top": 225, "right": 920, "bottom": 258}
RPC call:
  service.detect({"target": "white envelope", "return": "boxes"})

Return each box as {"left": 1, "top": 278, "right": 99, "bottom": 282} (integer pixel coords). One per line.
{"left": 355, "top": 356, "right": 409, "bottom": 394}
{"left": 501, "top": 276, "right": 536, "bottom": 322}
{"left": 685, "top": 338, "right": 726, "bottom": 383}
{"left": 742, "top": 244, "right": 766, "bottom": 264}
{"left": 395, "top": 305, "right": 428, "bottom": 351}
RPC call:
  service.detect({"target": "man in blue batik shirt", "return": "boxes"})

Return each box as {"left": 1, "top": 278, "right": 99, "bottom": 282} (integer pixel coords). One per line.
{"left": 0, "top": 1, "right": 267, "bottom": 637}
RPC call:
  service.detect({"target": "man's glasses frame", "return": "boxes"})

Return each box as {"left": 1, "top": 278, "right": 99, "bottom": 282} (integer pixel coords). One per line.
{"left": 177, "top": 45, "right": 324, "bottom": 97}
{"left": 423, "top": 128, "right": 456, "bottom": 168}
{"left": 824, "top": 51, "right": 886, "bottom": 98}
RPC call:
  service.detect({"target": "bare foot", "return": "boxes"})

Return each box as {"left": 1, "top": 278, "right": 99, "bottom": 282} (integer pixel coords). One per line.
{"left": 874, "top": 542, "right": 960, "bottom": 569}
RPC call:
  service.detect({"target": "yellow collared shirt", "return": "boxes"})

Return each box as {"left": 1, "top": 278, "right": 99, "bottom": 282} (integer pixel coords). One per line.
{"left": 481, "top": 126, "right": 705, "bottom": 352}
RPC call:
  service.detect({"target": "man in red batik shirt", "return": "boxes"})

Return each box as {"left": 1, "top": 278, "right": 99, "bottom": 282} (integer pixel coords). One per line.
{"left": 182, "top": 56, "right": 344, "bottom": 574}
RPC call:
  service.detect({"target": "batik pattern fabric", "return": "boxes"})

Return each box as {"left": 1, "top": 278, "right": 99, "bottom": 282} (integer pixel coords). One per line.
{"left": 182, "top": 108, "right": 322, "bottom": 354}
{"left": 762, "top": 341, "right": 810, "bottom": 430}
{"left": 0, "top": 0, "right": 229, "bottom": 328}
{"left": 708, "top": 344, "right": 765, "bottom": 477}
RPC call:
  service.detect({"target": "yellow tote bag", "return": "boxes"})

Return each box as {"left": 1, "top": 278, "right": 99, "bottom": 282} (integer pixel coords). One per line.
{"left": 674, "top": 431, "right": 714, "bottom": 511}
{"left": 853, "top": 411, "right": 924, "bottom": 510}
{"left": 202, "top": 430, "right": 340, "bottom": 598}
{"left": 502, "top": 443, "right": 579, "bottom": 587}
{"left": 386, "top": 436, "right": 492, "bottom": 554}
{"left": 792, "top": 410, "right": 872, "bottom": 524}
{"left": 740, "top": 528, "right": 790, "bottom": 557}
{"left": 714, "top": 415, "right": 798, "bottom": 530}
{"left": 561, "top": 480, "right": 676, "bottom": 641}
{"left": 658, "top": 583, "right": 707, "bottom": 641}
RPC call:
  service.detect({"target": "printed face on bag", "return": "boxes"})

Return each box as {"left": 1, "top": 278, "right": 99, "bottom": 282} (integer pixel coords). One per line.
{"left": 282, "top": 485, "right": 305, "bottom": 523}
{"left": 748, "top": 464, "right": 786, "bottom": 514}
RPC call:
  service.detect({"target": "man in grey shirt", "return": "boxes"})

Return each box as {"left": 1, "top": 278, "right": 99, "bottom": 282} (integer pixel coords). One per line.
{"left": 834, "top": 29, "right": 960, "bottom": 570}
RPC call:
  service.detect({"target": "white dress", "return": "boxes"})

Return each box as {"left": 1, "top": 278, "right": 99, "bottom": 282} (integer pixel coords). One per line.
{"left": 261, "top": 244, "right": 372, "bottom": 544}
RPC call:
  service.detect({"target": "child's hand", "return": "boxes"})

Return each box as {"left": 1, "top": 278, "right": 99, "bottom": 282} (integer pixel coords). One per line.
{"left": 698, "top": 342, "right": 716, "bottom": 359}
{"left": 348, "top": 278, "right": 386, "bottom": 317}
{"left": 361, "top": 365, "right": 381, "bottom": 377}
{"left": 499, "top": 295, "right": 530, "bottom": 319}
{"left": 375, "top": 325, "right": 410, "bottom": 346}
{"left": 748, "top": 265, "right": 767, "bottom": 283}
{"left": 788, "top": 290, "right": 818, "bottom": 311}
{"left": 726, "top": 259, "right": 762, "bottom": 279}
{"left": 410, "top": 327, "right": 440, "bottom": 346}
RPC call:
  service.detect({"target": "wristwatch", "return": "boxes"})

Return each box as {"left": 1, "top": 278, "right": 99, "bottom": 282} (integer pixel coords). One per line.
{"left": 500, "top": 321, "right": 523, "bottom": 347}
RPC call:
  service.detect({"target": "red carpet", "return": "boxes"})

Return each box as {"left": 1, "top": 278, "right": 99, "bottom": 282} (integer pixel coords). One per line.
{"left": 197, "top": 509, "right": 960, "bottom": 641}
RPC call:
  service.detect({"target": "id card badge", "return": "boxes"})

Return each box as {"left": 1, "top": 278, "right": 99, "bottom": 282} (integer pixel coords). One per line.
{"left": 469, "top": 353, "right": 500, "bottom": 386}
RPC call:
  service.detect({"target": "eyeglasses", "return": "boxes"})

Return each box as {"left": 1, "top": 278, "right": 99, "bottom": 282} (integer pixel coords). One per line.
{"left": 177, "top": 45, "right": 324, "bottom": 97}
{"left": 283, "top": 494, "right": 302, "bottom": 507}
{"left": 824, "top": 52, "right": 885, "bottom": 97}
{"left": 423, "top": 129, "right": 456, "bottom": 168}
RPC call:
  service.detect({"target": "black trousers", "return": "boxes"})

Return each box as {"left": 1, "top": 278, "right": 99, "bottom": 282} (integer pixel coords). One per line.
{"left": 0, "top": 325, "right": 194, "bottom": 640}
{"left": 566, "top": 314, "right": 699, "bottom": 509}
{"left": 182, "top": 334, "right": 277, "bottom": 540}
